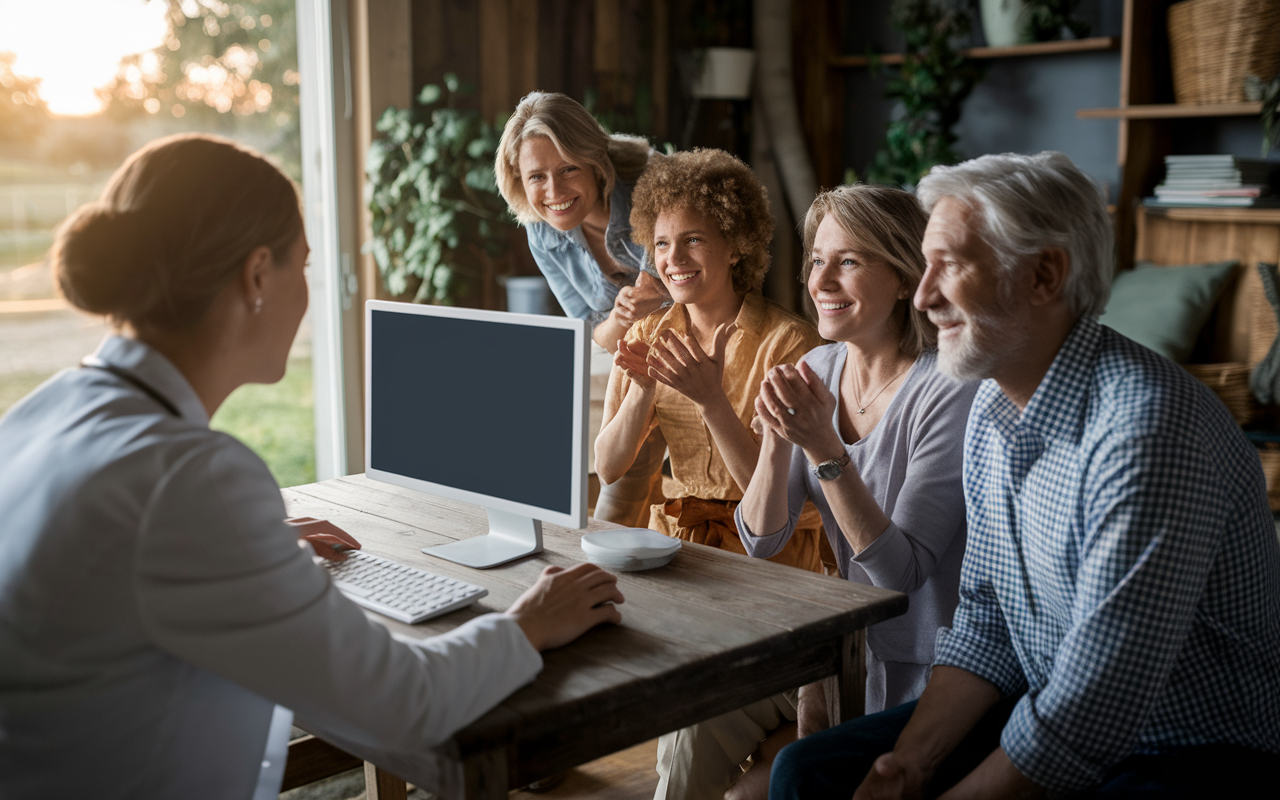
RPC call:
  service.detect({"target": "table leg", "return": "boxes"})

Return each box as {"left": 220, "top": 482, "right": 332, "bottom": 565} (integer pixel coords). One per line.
{"left": 462, "top": 748, "right": 508, "bottom": 799}
{"left": 363, "top": 762, "right": 408, "bottom": 800}
{"left": 827, "top": 629, "right": 867, "bottom": 726}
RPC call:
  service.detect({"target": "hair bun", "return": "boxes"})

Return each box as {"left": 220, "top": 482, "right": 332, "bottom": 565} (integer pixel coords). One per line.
{"left": 53, "top": 204, "right": 152, "bottom": 318}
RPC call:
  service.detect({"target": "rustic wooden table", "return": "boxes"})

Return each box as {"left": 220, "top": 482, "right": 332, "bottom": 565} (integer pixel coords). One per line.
{"left": 281, "top": 474, "right": 907, "bottom": 799}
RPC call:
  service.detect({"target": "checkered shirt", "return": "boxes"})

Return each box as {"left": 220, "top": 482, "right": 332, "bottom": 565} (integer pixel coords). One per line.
{"left": 933, "top": 315, "right": 1280, "bottom": 793}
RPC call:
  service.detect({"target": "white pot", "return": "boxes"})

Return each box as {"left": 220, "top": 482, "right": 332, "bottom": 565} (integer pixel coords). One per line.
{"left": 691, "top": 47, "right": 756, "bottom": 100}
{"left": 980, "top": 0, "right": 1028, "bottom": 48}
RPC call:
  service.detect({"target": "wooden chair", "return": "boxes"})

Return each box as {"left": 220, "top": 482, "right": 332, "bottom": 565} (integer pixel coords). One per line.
{"left": 283, "top": 732, "right": 410, "bottom": 800}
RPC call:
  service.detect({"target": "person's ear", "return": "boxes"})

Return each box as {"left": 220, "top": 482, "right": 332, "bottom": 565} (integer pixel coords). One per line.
{"left": 1028, "top": 247, "right": 1069, "bottom": 306}
{"left": 240, "top": 245, "right": 274, "bottom": 315}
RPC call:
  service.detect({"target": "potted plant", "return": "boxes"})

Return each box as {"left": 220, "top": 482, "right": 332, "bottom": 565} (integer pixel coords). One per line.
{"left": 868, "top": 0, "right": 986, "bottom": 189}
{"left": 365, "top": 74, "right": 515, "bottom": 305}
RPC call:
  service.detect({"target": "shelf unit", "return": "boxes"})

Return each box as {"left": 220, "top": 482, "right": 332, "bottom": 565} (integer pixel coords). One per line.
{"left": 1073, "top": 0, "right": 1277, "bottom": 271}
{"left": 1077, "top": 102, "right": 1263, "bottom": 119}
{"left": 829, "top": 36, "right": 1119, "bottom": 68}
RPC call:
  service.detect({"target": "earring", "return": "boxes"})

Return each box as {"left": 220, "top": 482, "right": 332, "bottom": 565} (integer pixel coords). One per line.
{"left": 254, "top": 297, "right": 263, "bottom": 314}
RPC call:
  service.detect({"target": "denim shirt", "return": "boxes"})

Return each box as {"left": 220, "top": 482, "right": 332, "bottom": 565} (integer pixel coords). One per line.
{"left": 525, "top": 182, "right": 653, "bottom": 328}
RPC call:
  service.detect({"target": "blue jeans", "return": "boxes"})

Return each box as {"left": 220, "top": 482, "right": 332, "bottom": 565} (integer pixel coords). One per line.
{"left": 769, "top": 697, "right": 1279, "bottom": 799}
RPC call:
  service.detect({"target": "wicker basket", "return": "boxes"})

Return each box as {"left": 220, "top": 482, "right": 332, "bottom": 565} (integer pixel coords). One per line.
{"left": 1185, "top": 362, "right": 1258, "bottom": 425}
{"left": 1168, "top": 0, "right": 1280, "bottom": 104}
{"left": 1257, "top": 445, "right": 1280, "bottom": 511}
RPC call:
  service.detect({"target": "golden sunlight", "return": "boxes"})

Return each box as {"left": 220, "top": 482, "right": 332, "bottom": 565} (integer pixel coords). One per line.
{"left": 0, "top": 0, "right": 169, "bottom": 116}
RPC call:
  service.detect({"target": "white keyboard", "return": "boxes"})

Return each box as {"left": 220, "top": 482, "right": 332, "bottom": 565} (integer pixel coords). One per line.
{"left": 323, "top": 550, "right": 488, "bottom": 624}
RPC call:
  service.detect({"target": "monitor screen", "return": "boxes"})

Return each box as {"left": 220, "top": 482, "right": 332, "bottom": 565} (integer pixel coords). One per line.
{"left": 366, "top": 304, "right": 585, "bottom": 522}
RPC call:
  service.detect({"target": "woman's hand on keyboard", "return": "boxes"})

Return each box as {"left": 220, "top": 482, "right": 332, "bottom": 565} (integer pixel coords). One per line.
{"left": 507, "top": 563, "right": 625, "bottom": 651}
{"left": 286, "top": 516, "right": 363, "bottom": 561}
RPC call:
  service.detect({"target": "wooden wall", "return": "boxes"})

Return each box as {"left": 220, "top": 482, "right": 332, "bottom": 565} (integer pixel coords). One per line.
{"left": 354, "top": 0, "right": 818, "bottom": 315}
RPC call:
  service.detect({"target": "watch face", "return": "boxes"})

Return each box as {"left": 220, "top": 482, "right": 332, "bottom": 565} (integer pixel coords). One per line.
{"left": 816, "top": 461, "right": 841, "bottom": 480}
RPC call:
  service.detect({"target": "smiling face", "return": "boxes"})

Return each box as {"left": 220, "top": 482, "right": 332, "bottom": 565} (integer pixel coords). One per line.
{"left": 517, "top": 135, "right": 601, "bottom": 231}
{"left": 652, "top": 207, "right": 737, "bottom": 305}
{"left": 808, "top": 215, "right": 907, "bottom": 345}
{"left": 916, "top": 197, "right": 1020, "bottom": 381}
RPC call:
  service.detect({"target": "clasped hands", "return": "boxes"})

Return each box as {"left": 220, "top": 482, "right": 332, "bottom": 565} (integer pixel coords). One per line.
{"left": 754, "top": 361, "right": 845, "bottom": 459}
{"left": 614, "top": 322, "right": 737, "bottom": 408}
{"left": 610, "top": 270, "right": 669, "bottom": 328}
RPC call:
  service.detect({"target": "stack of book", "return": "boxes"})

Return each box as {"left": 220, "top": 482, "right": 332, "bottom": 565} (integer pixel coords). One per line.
{"left": 1144, "top": 155, "right": 1279, "bottom": 208}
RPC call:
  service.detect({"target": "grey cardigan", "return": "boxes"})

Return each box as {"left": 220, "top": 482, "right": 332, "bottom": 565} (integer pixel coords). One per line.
{"left": 736, "top": 346, "right": 977, "bottom": 665}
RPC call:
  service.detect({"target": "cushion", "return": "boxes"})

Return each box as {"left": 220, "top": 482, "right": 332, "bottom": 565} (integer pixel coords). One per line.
{"left": 1099, "top": 260, "right": 1239, "bottom": 362}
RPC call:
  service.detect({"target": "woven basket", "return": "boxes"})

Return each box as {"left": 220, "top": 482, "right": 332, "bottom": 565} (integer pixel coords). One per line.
{"left": 1168, "top": 0, "right": 1280, "bottom": 104}
{"left": 1185, "top": 362, "right": 1258, "bottom": 425}
{"left": 1257, "top": 445, "right": 1280, "bottom": 511}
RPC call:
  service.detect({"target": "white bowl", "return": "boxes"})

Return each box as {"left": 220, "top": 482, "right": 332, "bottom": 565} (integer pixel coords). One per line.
{"left": 581, "top": 528, "right": 681, "bottom": 571}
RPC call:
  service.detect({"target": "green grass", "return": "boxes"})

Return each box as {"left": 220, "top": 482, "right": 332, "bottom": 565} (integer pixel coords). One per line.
{"left": 0, "top": 359, "right": 315, "bottom": 488}
{"left": 0, "top": 371, "right": 56, "bottom": 418}
{"left": 212, "top": 357, "right": 316, "bottom": 488}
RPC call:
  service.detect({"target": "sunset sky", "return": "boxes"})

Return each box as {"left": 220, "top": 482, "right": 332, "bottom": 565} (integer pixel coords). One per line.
{"left": 0, "top": 0, "right": 169, "bottom": 116}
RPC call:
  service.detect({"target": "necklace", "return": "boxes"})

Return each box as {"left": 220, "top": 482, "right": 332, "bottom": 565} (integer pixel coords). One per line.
{"left": 851, "top": 358, "right": 913, "bottom": 415}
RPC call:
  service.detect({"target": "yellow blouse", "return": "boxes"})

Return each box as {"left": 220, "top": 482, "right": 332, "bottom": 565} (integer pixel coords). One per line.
{"left": 616, "top": 290, "right": 823, "bottom": 502}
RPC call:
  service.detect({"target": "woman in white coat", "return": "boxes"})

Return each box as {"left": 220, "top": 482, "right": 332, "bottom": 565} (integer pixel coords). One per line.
{"left": 0, "top": 133, "right": 624, "bottom": 800}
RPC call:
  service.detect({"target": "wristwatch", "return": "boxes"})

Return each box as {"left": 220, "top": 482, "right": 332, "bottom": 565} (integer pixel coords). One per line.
{"left": 811, "top": 453, "right": 851, "bottom": 481}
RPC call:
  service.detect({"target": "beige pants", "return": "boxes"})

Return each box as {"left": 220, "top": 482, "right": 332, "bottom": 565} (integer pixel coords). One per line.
{"left": 653, "top": 690, "right": 798, "bottom": 800}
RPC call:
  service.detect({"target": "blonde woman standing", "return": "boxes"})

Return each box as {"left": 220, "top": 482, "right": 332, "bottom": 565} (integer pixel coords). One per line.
{"left": 496, "top": 92, "right": 668, "bottom": 527}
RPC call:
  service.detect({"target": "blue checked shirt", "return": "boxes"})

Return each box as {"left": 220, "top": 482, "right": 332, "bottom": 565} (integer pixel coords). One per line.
{"left": 934, "top": 315, "right": 1280, "bottom": 793}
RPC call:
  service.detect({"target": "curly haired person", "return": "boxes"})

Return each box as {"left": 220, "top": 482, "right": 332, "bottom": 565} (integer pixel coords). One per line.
{"left": 594, "top": 148, "right": 823, "bottom": 571}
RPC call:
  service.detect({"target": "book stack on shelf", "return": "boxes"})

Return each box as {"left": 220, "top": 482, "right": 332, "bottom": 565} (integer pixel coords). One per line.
{"left": 1144, "top": 155, "right": 1280, "bottom": 209}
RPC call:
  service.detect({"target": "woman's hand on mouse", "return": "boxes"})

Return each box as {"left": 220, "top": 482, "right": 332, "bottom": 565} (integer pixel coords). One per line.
{"left": 286, "top": 516, "right": 362, "bottom": 561}
{"left": 507, "top": 563, "right": 625, "bottom": 651}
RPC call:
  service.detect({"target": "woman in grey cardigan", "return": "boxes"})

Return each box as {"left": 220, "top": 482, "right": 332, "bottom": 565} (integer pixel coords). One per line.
{"left": 652, "top": 185, "right": 976, "bottom": 800}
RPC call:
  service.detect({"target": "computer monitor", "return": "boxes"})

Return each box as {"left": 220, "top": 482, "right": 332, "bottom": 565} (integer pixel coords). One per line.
{"left": 364, "top": 300, "right": 589, "bottom": 568}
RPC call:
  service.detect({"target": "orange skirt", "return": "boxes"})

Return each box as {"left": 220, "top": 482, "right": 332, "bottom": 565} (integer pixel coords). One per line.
{"left": 649, "top": 496, "right": 828, "bottom": 574}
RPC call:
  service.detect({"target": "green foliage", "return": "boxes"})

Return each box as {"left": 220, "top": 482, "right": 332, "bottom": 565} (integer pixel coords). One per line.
{"left": 1245, "top": 74, "right": 1280, "bottom": 156}
{"left": 211, "top": 357, "right": 315, "bottom": 488}
{"left": 365, "top": 76, "right": 515, "bottom": 305}
{"left": 99, "top": 0, "right": 300, "bottom": 177}
{"left": 868, "top": 0, "right": 986, "bottom": 189}
{"left": 0, "top": 53, "right": 48, "bottom": 147}
{"left": 1023, "top": 0, "right": 1091, "bottom": 42}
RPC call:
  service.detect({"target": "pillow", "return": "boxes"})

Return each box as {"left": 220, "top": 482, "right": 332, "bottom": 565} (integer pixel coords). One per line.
{"left": 1099, "top": 259, "right": 1239, "bottom": 362}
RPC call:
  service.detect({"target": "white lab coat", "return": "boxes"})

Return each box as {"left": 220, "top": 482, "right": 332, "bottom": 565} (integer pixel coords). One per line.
{"left": 0, "top": 335, "right": 542, "bottom": 799}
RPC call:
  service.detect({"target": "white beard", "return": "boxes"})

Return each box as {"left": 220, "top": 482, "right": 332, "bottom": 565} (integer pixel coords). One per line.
{"left": 935, "top": 306, "right": 1018, "bottom": 382}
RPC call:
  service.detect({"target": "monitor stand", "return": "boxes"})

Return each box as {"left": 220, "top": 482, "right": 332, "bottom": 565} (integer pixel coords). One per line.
{"left": 421, "top": 508, "right": 544, "bottom": 569}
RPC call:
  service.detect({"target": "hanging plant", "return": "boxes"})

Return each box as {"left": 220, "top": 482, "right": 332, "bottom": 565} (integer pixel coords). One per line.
{"left": 365, "top": 74, "right": 515, "bottom": 304}
{"left": 1023, "top": 0, "right": 1091, "bottom": 42}
{"left": 867, "top": 0, "right": 986, "bottom": 189}
{"left": 1245, "top": 73, "right": 1280, "bottom": 156}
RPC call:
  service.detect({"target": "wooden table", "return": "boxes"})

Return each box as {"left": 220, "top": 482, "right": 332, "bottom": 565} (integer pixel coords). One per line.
{"left": 281, "top": 475, "right": 907, "bottom": 799}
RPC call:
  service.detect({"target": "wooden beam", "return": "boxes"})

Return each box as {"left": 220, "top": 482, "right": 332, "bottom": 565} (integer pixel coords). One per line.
{"left": 594, "top": 0, "right": 621, "bottom": 74}
{"left": 351, "top": 0, "right": 412, "bottom": 308}
{"left": 479, "top": 0, "right": 511, "bottom": 122}
{"left": 651, "top": 0, "right": 669, "bottom": 139}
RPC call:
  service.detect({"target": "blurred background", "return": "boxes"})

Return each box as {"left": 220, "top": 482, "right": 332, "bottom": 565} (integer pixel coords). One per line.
{"left": 0, "top": 0, "right": 314, "bottom": 487}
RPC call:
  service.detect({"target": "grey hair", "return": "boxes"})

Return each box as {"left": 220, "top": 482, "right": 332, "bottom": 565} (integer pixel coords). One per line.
{"left": 916, "top": 151, "right": 1114, "bottom": 317}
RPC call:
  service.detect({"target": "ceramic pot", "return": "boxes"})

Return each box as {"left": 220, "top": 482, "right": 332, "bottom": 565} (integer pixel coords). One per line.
{"left": 980, "top": 0, "right": 1028, "bottom": 47}
{"left": 691, "top": 47, "right": 756, "bottom": 99}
